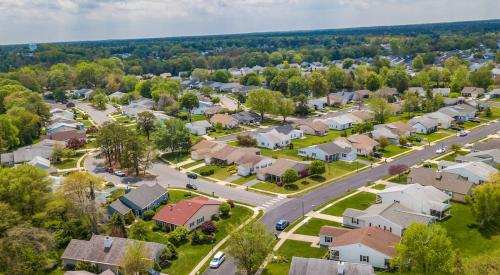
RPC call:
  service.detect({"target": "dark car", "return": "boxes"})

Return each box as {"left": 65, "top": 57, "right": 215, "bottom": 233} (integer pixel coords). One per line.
{"left": 373, "top": 151, "right": 382, "bottom": 158}
{"left": 469, "top": 118, "right": 481, "bottom": 123}
{"left": 450, "top": 125, "right": 463, "bottom": 131}
{"left": 275, "top": 219, "right": 290, "bottom": 231}
{"left": 106, "top": 167, "right": 114, "bottom": 173}
{"left": 186, "top": 183, "right": 198, "bottom": 190}
{"left": 187, "top": 173, "right": 198, "bottom": 179}
{"left": 414, "top": 137, "right": 422, "bottom": 142}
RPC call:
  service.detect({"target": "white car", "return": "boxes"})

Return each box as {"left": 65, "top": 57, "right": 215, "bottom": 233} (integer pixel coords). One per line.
{"left": 209, "top": 251, "right": 225, "bottom": 268}
{"left": 458, "top": 130, "right": 468, "bottom": 137}
{"left": 114, "top": 171, "right": 126, "bottom": 177}
{"left": 435, "top": 147, "right": 446, "bottom": 154}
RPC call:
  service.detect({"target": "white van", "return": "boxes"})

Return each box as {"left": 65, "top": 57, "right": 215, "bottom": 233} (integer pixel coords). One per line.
{"left": 209, "top": 251, "right": 225, "bottom": 268}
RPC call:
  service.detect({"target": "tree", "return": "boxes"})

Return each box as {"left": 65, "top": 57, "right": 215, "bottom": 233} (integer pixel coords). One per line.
{"left": 110, "top": 213, "right": 127, "bottom": 238}
{"left": 294, "top": 95, "right": 309, "bottom": 117}
{"left": 0, "top": 115, "right": 20, "bottom": 152}
{"left": 272, "top": 92, "right": 295, "bottom": 123}
{"left": 269, "top": 52, "right": 284, "bottom": 65}
{"left": 66, "top": 138, "right": 87, "bottom": 150}
{"left": 120, "top": 134, "right": 148, "bottom": 176}
{"left": 220, "top": 202, "right": 231, "bottom": 217}
{"left": 240, "top": 73, "right": 261, "bottom": 86}
{"left": 246, "top": 88, "right": 274, "bottom": 121}
{"left": 226, "top": 222, "right": 274, "bottom": 275}
{"left": 282, "top": 169, "right": 299, "bottom": 185}
{"left": 402, "top": 91, "right": 420, "bottom": 116}
{"left": 168, "top": 226, "right": 189, "bottom": 246}
{"left": 0, "top": 225, "right": 56, "bottom": 274}
{"left": 412, "top": 55, "right": 424, "bottom": 71}
{"left": 212, "top": 70, "right": 230, "bottom": 83}
{"left": 485, "top": 106, "right": 493, "bottom": 118}
{"left": 287, "top": 76, "right": 307, "bottom": 96}
{"left": 391, "top": 223, "right": 456, "bottom": 274}
{"left": 466, "top": 182, "right": 500, "bottom": 227}
{"left": 389, "top": 164, "right": 408, "bottom": 179}
{"left": 450, "top": 143, "right": 462, "bottom": 154}
{"left": 342, "top": 58, "right": 354, "bottom": 69}
{"left": 0, "top": 202, "right": 21, "bottom": 235}
{"left": 153, "top": 118, "right": 191, "bottom": 155}
{"left": 129, "top": 220, "right": 150, "bottom": 241}
{"left": 158, "top": 242, "right": 177, "bottom": 268}
{"left": 326, "top": 66, "right": 346, "bottom": 91}
{"left": 366, "top": 72, "right": 381, "bottom": 91}
{"left": 91, "top": 92, "right": 109, "bottom": 110}
{"left": 59, "top": 171, "right": 103, "bottom": 234}
{"left": 136, "top": 111, "right": 156, "bottom": 140}
{"left": 385, "top": 66, "right": 409, "bottom": 92}
{"left": 191, "top": 68, "right": 210, "bottom": 82}
{"left": 470, "top": 65, "right": 493, "bottom": 89}
{"left": 262, "top": 67, "right": 279, "bottom": 85}
{"left": 378, "top": 137, "right": 390, "bottom": 151}
{"left": 236, "top": 134, "right": 257, "bottom": 147}
{"left": 450, "top": 65, "right": 470, "bottom": 93}
{"left": 308, "top": 160, "right": 326, "bottom": 176}
{"left": 179, "top": 92, "right": 200, "bottom": 121}
{"left": 120, "top": 241, "right": 153, "bottom": 275}
{"left": 369, "top": 96, "right": 393, "bottom": 124}
{"left": 7, "top": 107, "right": 41, "bottom": 146}
{"left": 201, "top": 221, "right": 217, "bottom": 235}
{"left": 308, "top": 72, "right": 328, "bottom": 97}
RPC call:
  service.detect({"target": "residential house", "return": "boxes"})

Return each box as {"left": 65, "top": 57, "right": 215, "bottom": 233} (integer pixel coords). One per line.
{"left": 50, "top": 108, "right": 74, "bottom": 120}
{"left": 307, "top": 97, "right": 327, "bottom": 110}
{"left": 426, "top": 112, "right": 454, "bottom": 129}
{"left": 237, "top": 154, "right": 276, "bottom": 176}
{"left": 121, "top": 98, "right": 155, "bottom": 118}
{"left": 335, "top": 135, "right": 379, "bottom": 156}
{"left": 153, "top": 196, "right": 220, "bottom": 231}
{"left": 325, "top": 227, "right": 401, "bottom": 269}
{"left": 376, "top": 184, "right": 451, "bottom": 220}
{"left": 442, "top": 161, "right": 498, "bottom": 184}
{"left": 191, "top": 96, "right": 213, "bottom": 115}
{"left": 461, "top": 87, "right": 485, "bottom": 98}
{"left": 489, "top": 88, "right": 500, "bottom": 98}
{"left": 1, "top": 139, "right": 65, "bottom": 165}
{"left": 342, "top": 202, "right": 435, "bottom": 237}
{"left": 299, "top": 120, "right": 329, "bottom": 136}
{"left": 28, "top": 156, "right": 52, "bottom": 171}
{"left": 371, "top": 125, "right": 400, "bottom": 144}
{"left": 204, "top": 105, "right": 226, "bottom": 118}
{"left": 190, "top": 140, "right": 227, "bottom": 161}
{"left": 408, "top": 167, "right": 474, "bottom": 202}
{"left": 61, "top": 235, "right": 164, "bottom": 273}
{"left": 186, "top": 120, "right": 212, "bottom": 136}
{"left": 408, "top": 116, "right": 439, "bottom": 134}
{"left": 409, "top": 87, "right": 426, "bottom": 97}
{"left": 205, "top": 146, "right": 259, "bottom": 166}
{"left": 323, "top": 115, "right": 353, "bottom": 130}
{"left": 108, "top": 91, "right": 126, "bottom": 101}
{"left": 231, "top": 111, "right": 261, "bottom": 125}
{"left": 438, "top": 104, "right": 477, "bottom": 122}
{"left": 353, "top": 90, "right": 372, "bottom": 101}
{"left": 73, "top": 88, "right": 93, "bottom": 99}
{"left": 255, "top": 129, "right": 291, "bottom": 150}
{"left": 455, "top": 149, "right": 500, "bottom": 167}
{"left": 350, "top": 111, "right": 374, "bottom": 122}
{"left": 384, "top": 121, "right": 414, "bottom": 137}
{"left": 327, "top": 94, "right": 348, "bottom": 106}
{"left": 373, "top": 87, "right": 399, "bottom": 102}
{"left": 289, "top": 256, "right": 374, "bottom": 275}
{"left": 432, "top": 88, "right": 451, "bottom": 97}
{"left": 210, "top": 114, "right": 239, "bottom": 129}
{"left": 257, "top": 159, "right": 308, "bottom": 183}
{"left": 471, "top": 139, "right": 500, "bottom": 152}
{"left": 319, "top": 226, "right": 350, "bottom": 247}
{"left": 108, "top": 183, "right": 168, "bottom": 218}
{"left": 273, "top": 124, "right": 304, "bottom": 140}
{"left": 298, "top": 142, "right": 357, "bottom": 162}
{"left": 443, "top": 97, "right": 461, "bottom": 106}
{"left": 47, "top": 122, "right": 84, "bottom": 134}
{"left": 41, "top": 129, "right": 87, "bottom": 142}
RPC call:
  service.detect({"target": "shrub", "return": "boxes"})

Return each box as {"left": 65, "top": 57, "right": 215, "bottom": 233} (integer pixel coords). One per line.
{"left": 226, "top": 199, "right": 235, "bottom": 208}
{"left": 143, "top": 210, "right": 155, "bottom": 221}
{"left": 201, "top": 221, "right": 217, "bottom": 235}
{"left": 105, "top": 182, "right": 115, "bottom": 188}
{"left": 168, "top": 226, "right": 189, "bottom": 246}
{"left": 220, "top": 202, "right": 231, "bottom": 217}
{"left": 191, "top": 229, "right": 201, "bottom": 244}
{"left": 236, "top": 134, "right": 257, "bottom": 147}
{"left": 81, "top": 113, "right": 89, "bottom": 120}
{"left": 124, "top": 211, "right": 135, "bottom": 225}
{"left": 177, "top": 111, "right": 189, "bottom": 120}
{"left": 158, "top": 242, "right": 177, "bottom": 267}
{"left": 283, "top": 169, "right": 299, "bottom": 184}
{"left": 66, "top": 138, "right": 87, "bottom": 150}
{"left": 86, "top": 126, "right": 98, "bottom": 134}
{"left": 211, "top": 214, "right": 220, "bottom": 221}
{"left": 198, "top": 167, "right": 215, "bottom": 176}
{"left": 308, "top": 160, "right": 326, "bottom": 176}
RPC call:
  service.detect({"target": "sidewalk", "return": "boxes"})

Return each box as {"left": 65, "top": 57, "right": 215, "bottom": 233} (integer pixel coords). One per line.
{"left": 305, "top": 212, "right": 343, "bottom": 223}
{"left": 280, "top": 233, "right": 319, "bottom": 247}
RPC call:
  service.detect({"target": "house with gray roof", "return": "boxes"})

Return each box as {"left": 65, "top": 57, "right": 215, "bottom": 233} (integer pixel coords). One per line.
{"left": 186, "top": 120, "right": 212, "bottom": 136}
{"left": 231, "top": 111, "right": 261, "bottom": 125}
{"left": 108, "top": 183, "right": 168, "bottom": 218}
{"left": 289, "top": 257, "right": 374, "bottom": 275}
{"left": 455, "top": 149, "right": 500, "bottom": 168}
{"left": 61, "top": 235, "right": 164, "bottom": 274}
{"left": 408, "top": 116, "right": 439, "bottom": 134}
{"left": 471, "top": 139, "right": 500, "bottom": 152}
{"left": 442, "top": 161, "right": 498, "bottom": 184}
{"left": 1, "top": 139, "right": 65, "bottom": 165}
{"left": 298, "top": 141, "right": 357, "bottom": 162}
{"left": 343, "top": 202, "right": 435, "bottom": 237}
{"left": 438, "top": 104, "right": 476, "bottom": 122}
{"left": 273, "top": 124, "right": 304, "bottom": 140}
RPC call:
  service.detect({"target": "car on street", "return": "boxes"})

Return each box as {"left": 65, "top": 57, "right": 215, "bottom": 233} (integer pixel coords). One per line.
{"left": 275, "top": 219, "right": 290, "bottom": 231}
{"left": 209, "top": 251, "right": 225, "bottom": 268}
{"left": 435, "top": 147, "right": 446, "bottom": 154}
{"left": 186, "top": 183, "right": 198, "bottom": 190}
{"left": 114, "top": 171, "right": 126, "bottom": 177}
{"left": 187, "top": 173, "right": 198, "bottom": 179}
{"left": 459, "top": 130, "right": 468, "bottom": 137}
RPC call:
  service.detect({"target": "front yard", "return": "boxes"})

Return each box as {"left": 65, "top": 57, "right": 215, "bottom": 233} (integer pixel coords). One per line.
{"left": 207, "top": 127, "right": 244, "bottom": 138}
{"left": 321, "top": 192, "right": 376, "bottom": 216}
{"left": 261, "top": 240, "right": 328, "bottom": 275}
{"left": 380, "top": 144, "right": 411, "bottom": 158}
{"left": 232, "top": 174, "right": 257, "bottom": 185}
{"left": 52, "top": 152, "right": 85, "bottom": 169}
{"left": 193, "top": 164, "right": 236, "bottom": 181}
{"left": 161, "top": 151, "right": 191, "bottom": 164}
{"left": 416, "top": 131, "right": 452, "bottom": 143}
{"left": 294, "top": 218, "right": 342, "bottom": 236}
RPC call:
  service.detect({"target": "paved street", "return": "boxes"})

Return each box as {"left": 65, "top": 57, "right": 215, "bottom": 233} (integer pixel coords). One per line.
{"left": 84, "top": 154, "right": 289, "bottom": 208}
{"left": 218, "top": 94, "right": 239, "bottom": 111}
{"left": 72, "top": 100, "right": 116, "bottom": 125}
{"left": 260, "top": 121, "right": 500, "bottom": 229}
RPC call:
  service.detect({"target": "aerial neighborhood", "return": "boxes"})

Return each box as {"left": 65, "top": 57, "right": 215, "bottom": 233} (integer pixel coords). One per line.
{"left": 0, "top": 17, "right": 500, "bottom": 275}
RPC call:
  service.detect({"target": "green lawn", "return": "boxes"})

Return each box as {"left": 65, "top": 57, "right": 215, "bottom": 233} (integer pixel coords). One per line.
{"left": 321, "top": 192, "right": 376, "bottom": 216}
{"left": 389, "top": 174, "right": 408, "bottom": 184}
{"left": 193, "top": 165, "right": 236, "bottom": 180}
{"left": 381, "top": 144, "right": 410, "bottom": 158}
{"left": 52, "top": 152, "right": 84, "bottom": 169}
{"left": 441, "top": 202, "right": 500, "bottom": 257}
{"left": 161, "top": 152, "right": 190, "bottom": 164}
{"left": 372, "top": 184, "right": 386, "bottom": 190}
{"left": 260, "top": 118, "right": 283, "bottom": 126}
{"left": 83, "top": 139, "right": 97, "bottom": 149}
{"left": 162, "top": 205, "right": 253, "bottom": 275}
{"left": 208, "top": 127, "right": 243, "bottom": 138}
{"left": 416, "top": 131, "right": 452, "bottom": 142}
{"left": 262, "top": 240, "right": 328, "bottom": 275}
{"left": 295, "top": 218, "right": 342, "bottom": 236}
{"left": 232, "top": 174, "right": 257, "bottom": 185}
{"left": 190, "top": 114, "right": 208, "bottom": 122}
{"left": 180, "top": 160, "right": 204, "bottom": 169}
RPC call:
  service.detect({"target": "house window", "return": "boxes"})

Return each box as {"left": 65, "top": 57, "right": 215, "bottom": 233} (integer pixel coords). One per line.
{"left": 324, "top": 236, "right": 333, "bottom": 243}
{"left": 394, "top": 200, "right": 400, "bottom": 203}
{"left": 351, "top": 218, "right": 359, "bottom": 224}
{"left": 342, "top": 153, "right": 347, "bottom": 157}
{"left": 360, "top": 255, "right": 369, "bottom": 263}
{"left": 189, "top": 222, "right": 195, "bottom": 227}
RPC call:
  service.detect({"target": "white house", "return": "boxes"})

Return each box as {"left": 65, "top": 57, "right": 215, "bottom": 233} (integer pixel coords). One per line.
{"left": 323, "top": 115, "right": 353, "bottom": 130}
{"left": 256, "top": 129, "right": 291, "bottom": 150}
{"left": 342, "top": 202, "right": 435, "bottom": 237}
{"left": 237, "top": 155, "right": 275, "bottom": 176}
{"left": 185, "top": 120, "right": 212, "bottom": 136}
{"left": 325, "top": 227, "right": 401, "bottom": 269}
{"left": 47, "top": 122, "right": 82, "bottom": 134}
{"left": 426, "top": 112, "right": 454, "bottom": 129}
{"left": 273, "top": 124, "right": 304, "bottom": 140}
{"left": 376, "top": 184, "right": 451, "bottom": 220}
{"left": 298, "top": 142, "right": 357, "bottom": 162}
{"left": 432, "top": 88, "right": 450, "bottom": 97}
{"left": 442, "top": 161, "right": 498, "bottom": 184}
{"left": 191, "top": 100, "right": 213, "bottom": 115}
{"left": 438, "top": 104, "right": 477, "bottom": 122}
{"left": 28, "top": 156, "right": 51, "bottom": 170}
{"left": 371, "top": 126, "right": 399, "bottom": 144}
{"left": 50, "top": 108, "right": 74, "bottom": 120}
{"left": 408, "top": 116, "right": 439, "bottom": 134}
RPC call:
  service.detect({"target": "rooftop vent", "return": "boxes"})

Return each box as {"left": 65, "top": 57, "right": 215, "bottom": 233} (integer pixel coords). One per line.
{"left": 103, "top": 236, "right": 113, "bottom": 251}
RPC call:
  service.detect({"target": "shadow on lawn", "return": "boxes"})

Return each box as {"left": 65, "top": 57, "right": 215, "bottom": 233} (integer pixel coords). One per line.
{"left": 469, "top": 223, "right": 500, "bottom": 239}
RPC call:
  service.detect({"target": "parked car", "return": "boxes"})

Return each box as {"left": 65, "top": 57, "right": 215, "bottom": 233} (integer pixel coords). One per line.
{"left": 469, "top": 118, "right": 481, "bottom": 123}
{"left": 450, "top": 125, "right": 463, "bottom": 131}
{"left": 373, "top": 151, "right": 382, "bottom": 158}
{"left": 186, "top": 183, "right": 198, "bottom": 190}
{"left": 275, "top": 219, "right": 290, "bottom": 231}
{"left": 459, "top": 130, "right": 468, "bottom": 137}
{"left": 209, "top": 251, "right": 225, "bottom": 268}
{"left": 114, "top": 171, "right": 126, "bottom": 177}
{"left": 187, "top": 173, "right": 198, "bottom": 179}
{"left": 414, "top": 136, "right": 422, "bottom": 142}
{"left": 435, "top": 147, "right": 446, "bottom": 154}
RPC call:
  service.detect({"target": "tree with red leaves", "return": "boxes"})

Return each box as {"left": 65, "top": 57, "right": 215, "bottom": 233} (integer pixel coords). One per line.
{"left": 201, "top": 221, "right": 217, "bottom": 235}
{"left": 66, "top": 138, "right": 87, "bottom": 150}
{"left": 389, "top": 164, "right": 409, "bottom": 180}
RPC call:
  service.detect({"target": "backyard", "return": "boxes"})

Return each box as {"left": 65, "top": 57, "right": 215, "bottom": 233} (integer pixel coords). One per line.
{"left": 294, "top": 218, "right": 342, "bottom": 236}
{"left": 321, "top": 192, "right": 376, "bottom": 216}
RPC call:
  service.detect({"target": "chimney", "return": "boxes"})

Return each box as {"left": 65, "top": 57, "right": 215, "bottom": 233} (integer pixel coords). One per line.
{"left": 337, "top": 261, "right": 345, "bottom": 275}
{"left": 103, "top": 236, "right": 113, "bottom": 252}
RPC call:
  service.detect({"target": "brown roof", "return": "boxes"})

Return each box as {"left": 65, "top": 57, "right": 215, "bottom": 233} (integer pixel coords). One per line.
{"left": 320, "top": 225, "right": 350, "bottom": 237}
{"left": 408, "top": 167, "right": 474, "bottom": 195}
{"left": 351, "top": 111, "right": 373, "bottom": 121}
{"left": 347, "top": 134, "right": 379, "bottom": 150}
{"left": 374, "top": 87, "right": 398, "bottom": 97}
{"left": 461, "top": 87, "right": 485, "bottom": 95}
{"left": 192, "top": 140, "right": 220, "bottom": 151}
{"left": 153, "top": 196, "right": 220, "bottom": 226}
{"left": 259, "top": 159, "right": 308, "bottom": 177}
{"left": 300, "top": 120, "right": 328, "bottom": 132}
{"left": 41, "top": 129, "right": 86, "bottom": 142}
{"left": 472, "top": 139, "right": 500, "bottom": 152}
{"left": 331, "top": 227, "right": 400, "bottom": 257}
{"left": 210, "top": 114, "right": 237, "bottom": 126}
{"left": 386, "top": 121, "right": 414, "bottom": 135}
{"left": 328, "top": 95, "right": 346, "bottom": 104}
{"left": 204, "top": 105, "right": 225, "bottom": 115}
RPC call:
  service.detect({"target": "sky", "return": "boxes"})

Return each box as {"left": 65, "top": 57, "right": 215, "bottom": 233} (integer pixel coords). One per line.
{"left": 0, "top": 0, "right": 499, "bottom": 45}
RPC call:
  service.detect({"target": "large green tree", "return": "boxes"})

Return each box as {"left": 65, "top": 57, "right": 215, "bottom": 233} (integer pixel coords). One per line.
{"left": 179, "top": 92, "right": 200, "bottom": 121}
{"left": 307, "top": 71, "right": 328, "bottom": 97}
{"left": 136, "top": 111, "right": 157, "bottom": 140}
{"left": 368, "top": 96, "right": 393, "bottom": 124}
{"left": 466, "top": 181, "right": 500, "bottom": 227}
{"left": 272, "top": 92, "right": 295, "bottom": 123}
{"left": 246, "top": 88, "right": 274, "bottom": 120}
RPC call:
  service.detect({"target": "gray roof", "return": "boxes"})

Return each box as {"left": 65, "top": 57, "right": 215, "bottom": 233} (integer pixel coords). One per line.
{"left": 62, "top": 235, "right": 164, "bottom": 267}
{"left": 408, "top": 167, "right": 474, "bottom": 195}
{"left": 109, "top": 199, "right": 131, "bottom": 216}
{"left": 289, "top": 257, "right": 374, "bottom": 275}
{"left": 123, "top": 183, "right": 167, "bottom": 209}
{"left": 317, "top": 142, "right": 350, "bottom": 155}
{"left": 274, "top": 124, "right": 296, "bottom": 135}
{"left": 472, "top": 139, "right": 500, "bottom": 151}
